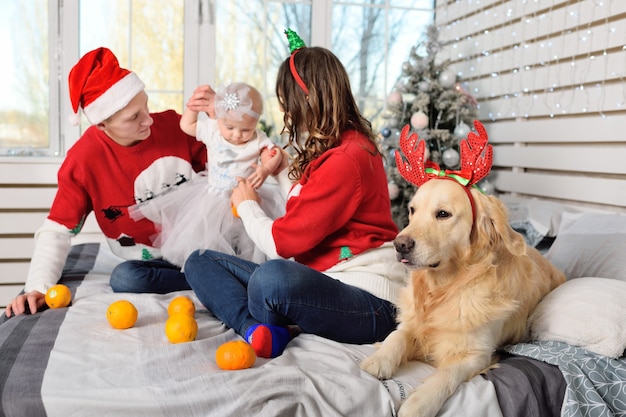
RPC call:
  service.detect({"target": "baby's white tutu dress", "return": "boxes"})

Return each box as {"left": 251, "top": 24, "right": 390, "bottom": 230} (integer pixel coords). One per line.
{"left": 130, "top": 118, "right": 286, "bottom": 267}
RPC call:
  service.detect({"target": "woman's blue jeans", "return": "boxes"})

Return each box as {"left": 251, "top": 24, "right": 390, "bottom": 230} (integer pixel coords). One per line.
{"left": 183, "top": 249, "right": 397, "bottom": 344}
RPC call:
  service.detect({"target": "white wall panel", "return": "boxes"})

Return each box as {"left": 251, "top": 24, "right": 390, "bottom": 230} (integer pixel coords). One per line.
{"left": 435, "top": 0, "right": 626, "bottom": 212}
{"left": 0, "top": 163, "right": 104, "bottom": 307}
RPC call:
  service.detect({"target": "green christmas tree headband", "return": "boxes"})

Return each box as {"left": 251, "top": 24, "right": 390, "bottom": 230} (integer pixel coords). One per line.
{"left": 284, "top": 28, "right": 309, "bottom": 95}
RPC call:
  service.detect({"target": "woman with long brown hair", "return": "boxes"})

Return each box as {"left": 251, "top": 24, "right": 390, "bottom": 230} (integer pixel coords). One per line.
{"left": 184, "top": 30, "right": 404, "bottom": 358}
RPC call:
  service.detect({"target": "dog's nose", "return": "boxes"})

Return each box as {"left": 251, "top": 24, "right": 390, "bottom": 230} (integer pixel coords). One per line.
{"left": 394, "top": 235, "right": 415, "bottom": 255}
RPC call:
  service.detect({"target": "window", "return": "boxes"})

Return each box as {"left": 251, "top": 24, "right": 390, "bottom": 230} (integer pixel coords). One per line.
{"left": 330, "top": 0, "right": 434, "bottom": 131}
{"left": 0, "top": 0, "right": 51, "bottom": 156}
{"left": 79, "top": 0, "right": 186, "bottom": 116}
{"left": 0, "top": 0, "right": 433, "bottom": 158}
{"left": 213, "top": 0, "right": 434, "bottom": 138}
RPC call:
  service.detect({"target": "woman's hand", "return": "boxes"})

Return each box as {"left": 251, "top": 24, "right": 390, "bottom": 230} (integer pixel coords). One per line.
{"left": 271, "top": 147, "right": 290, "bottom": 176}
{"left": 5, "top": 290, "right": 46, "bottom": 318}
{"left": 231, "top": 177, "right": 261, "bottom": 210}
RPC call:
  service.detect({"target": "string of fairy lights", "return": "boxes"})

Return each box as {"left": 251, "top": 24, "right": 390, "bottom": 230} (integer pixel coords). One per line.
{"left": 435, "top": 0, "right": 625, "bottom": 121}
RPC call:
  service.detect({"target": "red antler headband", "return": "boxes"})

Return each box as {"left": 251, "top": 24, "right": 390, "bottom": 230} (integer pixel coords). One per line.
{"left": 284, "top": 29, "right": 309, "bottom": 95}
{"left": 394, "top": 120, "right": 493, "bottom": 221}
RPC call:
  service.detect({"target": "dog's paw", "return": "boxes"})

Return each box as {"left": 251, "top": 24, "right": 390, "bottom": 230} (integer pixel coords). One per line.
{"left": 398, "top": 391, "right": 439, "bottom": 417}
{"left": 360, "top": 354, "right": 397, "bottom": 380}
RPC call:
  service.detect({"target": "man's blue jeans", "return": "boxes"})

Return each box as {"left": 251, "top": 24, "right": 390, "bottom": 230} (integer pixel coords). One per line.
{"left": 110, "top": 258, "right": 191, "bottom": 293}
{"left": 183, "top": 249, "right": 397, "bottom": 344}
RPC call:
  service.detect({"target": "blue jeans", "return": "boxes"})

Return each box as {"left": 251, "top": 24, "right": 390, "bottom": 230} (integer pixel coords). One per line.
{"left": 110, "top": 259, "right": 191, "bottom": 293}
{"left": 183, "top": 249, "right": 397, "bottom": 344}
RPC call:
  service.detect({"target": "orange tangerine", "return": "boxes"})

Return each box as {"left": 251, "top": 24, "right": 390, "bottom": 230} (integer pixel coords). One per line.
{"left": 165, "top": 313, "right": 198, "bottom": 344}
{"left": 215, "top": 340, "right": 256, "bottom": 370}
{"left": 167, "top": 295, "right": 196, "bottom": 317}
{"left": 106, "top": 300, "right": 138, "bottom": 329}
{"left": 231, "top": 204, "right": 239, "bottom": 218}
{"left": 45, "top": 284, "right": 72, "bottom": 309}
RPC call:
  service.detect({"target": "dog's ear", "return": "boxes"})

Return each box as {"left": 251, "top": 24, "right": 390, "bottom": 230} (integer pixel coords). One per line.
{"left": 471, "top": 190, "right": 527, "bottom": 258}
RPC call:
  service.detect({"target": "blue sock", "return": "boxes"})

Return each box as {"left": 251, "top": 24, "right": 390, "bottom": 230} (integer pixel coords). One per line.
{"left": 245, "top": 324, "right": 292, "bottom": 358}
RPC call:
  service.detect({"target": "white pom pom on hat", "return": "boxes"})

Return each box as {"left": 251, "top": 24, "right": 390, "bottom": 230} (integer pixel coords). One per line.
{"left": 69, "top": 112, "right": 81, "bottom": 126}
{"left": 68, "top": 47, "right": 145, "bottom": 125}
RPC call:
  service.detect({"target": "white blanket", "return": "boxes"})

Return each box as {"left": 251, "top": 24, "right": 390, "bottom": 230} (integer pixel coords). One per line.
{"left": 39, "top": 247, "right": 503, "bottom": 417}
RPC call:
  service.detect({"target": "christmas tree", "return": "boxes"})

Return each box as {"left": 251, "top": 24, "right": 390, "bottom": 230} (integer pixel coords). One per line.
{"left": 380, "top": 24, "right": 478, "bottom": 229}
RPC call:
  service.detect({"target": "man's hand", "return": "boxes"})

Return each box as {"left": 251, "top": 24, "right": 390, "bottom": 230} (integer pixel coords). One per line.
{"left": 5, "top": 290, "right": 46, "bottom": 318}
{"left": 186, "top": 85, "right": 217, "bottom": 118}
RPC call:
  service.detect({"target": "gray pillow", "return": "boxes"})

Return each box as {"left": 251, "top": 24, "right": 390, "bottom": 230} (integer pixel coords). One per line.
{"left": 545, "top": 212, "right": 626, "bottom": 281}
{"left": 502, "top": 195, "right": 580, "bottom": 247}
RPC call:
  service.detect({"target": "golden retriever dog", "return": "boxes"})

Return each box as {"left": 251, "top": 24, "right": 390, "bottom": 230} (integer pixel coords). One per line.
{"left": 360, "top": 123, "right": 565, "bottom": 417}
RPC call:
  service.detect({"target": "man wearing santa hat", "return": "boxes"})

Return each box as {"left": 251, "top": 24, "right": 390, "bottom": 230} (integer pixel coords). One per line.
{"left": 5, "top": 47, "right": 208, "bottom": 317}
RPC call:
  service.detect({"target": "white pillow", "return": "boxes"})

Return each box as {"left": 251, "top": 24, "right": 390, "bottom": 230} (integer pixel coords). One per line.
{"left": 545, "top": 212, "right": 626, "bottom": 281}
{"left": 529, "top": 277, "right": 626, "bottom": 358}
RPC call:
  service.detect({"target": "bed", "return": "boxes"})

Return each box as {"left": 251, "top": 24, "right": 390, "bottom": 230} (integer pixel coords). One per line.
{"left": 1, "top": 205, "right": 625, "bottom": 417}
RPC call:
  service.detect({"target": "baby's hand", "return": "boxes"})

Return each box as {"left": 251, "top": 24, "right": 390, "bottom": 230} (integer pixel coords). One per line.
{"left": 247, "top": 164, "right": 270, "bottom": 190}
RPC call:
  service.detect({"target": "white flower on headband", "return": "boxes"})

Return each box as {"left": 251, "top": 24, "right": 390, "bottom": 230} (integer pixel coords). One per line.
{"left": 215, "top": 82, "right": 261, "bottom": 121}
{"left": 223, "top": 93, "right": 240, "bottom": 111}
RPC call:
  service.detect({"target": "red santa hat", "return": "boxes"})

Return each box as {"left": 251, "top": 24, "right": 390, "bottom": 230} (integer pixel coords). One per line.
{"left": 68, "top": 47, "right": 145, "bottom": 125}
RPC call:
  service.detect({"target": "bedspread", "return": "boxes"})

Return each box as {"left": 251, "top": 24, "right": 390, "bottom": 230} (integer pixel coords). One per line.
{"left": 506, "top": 342, "right": 626, "bottom": 417}
{"left": 0, "top": 243, "right": 571, "bottom": 417}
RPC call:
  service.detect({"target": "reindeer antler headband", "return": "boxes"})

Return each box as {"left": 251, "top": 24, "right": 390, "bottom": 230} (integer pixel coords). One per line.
{"left": 284, "top": 28, "right": 309, "bottom": 95}
{"left": 394, "top": 120, "right": 493, "bottom": 221}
